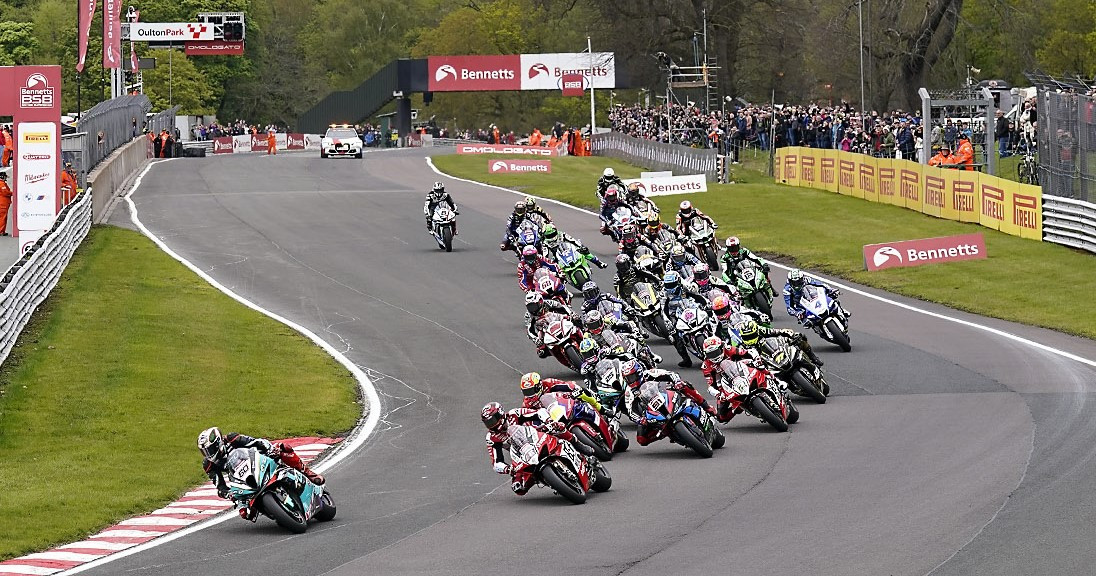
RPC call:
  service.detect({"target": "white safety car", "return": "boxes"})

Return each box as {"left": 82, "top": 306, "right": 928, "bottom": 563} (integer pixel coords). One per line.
{"left": 321, "top": 125, "right": 363, "bottom": 159}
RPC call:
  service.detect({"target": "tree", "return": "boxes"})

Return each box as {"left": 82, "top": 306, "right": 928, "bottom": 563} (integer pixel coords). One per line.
{"left": 1036, "top": 0, "right": 1096, "bottom": 77}
{"left": 140, "top": 50, "right": 216, "bottom": 114}
{"left": 0, "top": 21, "right": 37, "bottom": 66}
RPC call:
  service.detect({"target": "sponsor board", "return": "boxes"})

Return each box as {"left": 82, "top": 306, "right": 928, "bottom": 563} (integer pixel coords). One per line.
{"left": 863, "top": 233, "right": 986, "bottom": 271}
{"left": 130, "top": 23, "right": 214, "bottom": 41}
{"left": 488, "top": 159, "right": 551, "bottom": 173}
{"left": 15, "top": 122, "right": 58, "bottom": 230}
{"left": 213, "top": 137, "right": 233, "bottom": 154}
{"left": 428, "top": 55, "right": 521, "bottom": 92}
{"left": 19, "top": 72, "right": 55, "bottom": 109}
{"left": 103, "top": 0, "right": 120, "bottom": 68}
{"left": 560, "top": 73, "right": 585, "bottom": 97}
{"left": 287, "top": 133, "right": 305, "bottom": 150}
{"left": 621, "top": 174, "right": 707, "bottom": 197}
{"left": 641, "top": 171, "right": 673, "bottom": 179}
{"left": 456, "top": 143, "right": 557, "bottom": 156}
{"left": 519, "top": 52, "right": 616, "bottom": 91}
{"left": 185, "top": 40, "right": 245, "bottom": 56}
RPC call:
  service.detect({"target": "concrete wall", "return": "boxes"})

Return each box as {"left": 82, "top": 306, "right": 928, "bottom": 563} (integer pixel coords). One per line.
{"left": 87, "top": 137, "right": 149, "bottom": 224}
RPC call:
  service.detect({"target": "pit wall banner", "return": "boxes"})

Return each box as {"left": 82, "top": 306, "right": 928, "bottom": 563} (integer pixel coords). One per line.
{"left": 775, "top": 147, "right": 1042, "bottom": 241}
{"left": 213, "top": 134, "right": 307, "bottom": 154}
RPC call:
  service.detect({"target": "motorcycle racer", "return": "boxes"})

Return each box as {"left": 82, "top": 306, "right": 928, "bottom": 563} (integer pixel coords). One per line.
{"left": 675, "top": 200, "right": 717, "bottom": 238}
{"left": 481, "top": 402, "right": 596, "bottom": 495}
{"left": 541, "top": 223, "right": 608, "bottom": 269}
{"left": 583, "top": 309, "right": 662, "bottom": 367}
{"left": 699, "top": 336, "right": 762, "bottom": 422}
{"left": 423, "top": 181, "right": 458, "bottom": 234}
{"left": 720, "top": 236, "right": 770, "bottom": 287}
{"left": 663, "top": 271, "right": 709, "bottom": 368}
{"left": 692, "top": 262, "right": 737, "bottom": 301}
{"left": 517, "top": 245, "right": 560, "bottom": 290}
{"left": 630, "top": 368, "right": 717, "bottom": 446}
{"left": 665, "top": 243, "right": 701, "bottom": 280}
{"left": 625, "top": 182, "right": 659, "bottom": 216}
{"left": 599, "top": 187, "right": 639, "bottom": 241}
{"left": 518, "top": 371, "right": 602, "bottom": 413}
{"left": 613, "top": 253, "right": 664, "bottom": 300}
{"left": 736, "top": 318, "right": 825, "bottom": 367}
{"left": 524, "top": 291, "right": 574, "bottom": 358}
{"left": 500, "top": 198, "right": 552, "bottom": 251}
{"left": 783, "top": 269, "right": 850, "bottom": 323}
{"left": 617, "top": 223, "right": 657, "bottom": 261}
{"left": 198, "top": 427, "right": 325, "bottom": 520}
{"left": 597, "top": 167, "right": 625, "bottom": 202}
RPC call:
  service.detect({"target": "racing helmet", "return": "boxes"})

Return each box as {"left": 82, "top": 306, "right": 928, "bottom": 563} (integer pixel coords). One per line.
{"left": 737, "top": 320, "right": 760, "bottom": 346}
{"left": 663, "top": 270, "right": 682, "bottom": 296}
{"left": 431, "top": 181, "right": 445, "bottom": 195}
{"left": 615, "top": 253, "right": 633, "bottom": 274}
{"left": 521, "top": 245, "right": 539, "bottom": 266}
{"left": 788, "top": 269, "right": 805, "bottom": 289}
{"left": 197, "top": 427, "right": 226, "bottom": 460}
{"left": 669, "top": 243, "right": 687, "bottom": 265}
{"left": 583, "top": 309, "right": 605, "bottom": 335}
{"left": 678, "top": 200, "right": 694, "bottom": 218}
{"left": 620, "top": 359, "right": 642, "bottom": 387}
{"left": 523, "top": 196, "right": 537, "bottom": 210}
{"left": 581, "top": 281, "right": 600, "bottom": 302}
{"left": 542, "top": 224, "right": 559, "bottom": 247}
{"left": 519, "top": 372, "right": 543, "bottom": 398}
{"left": 579, "top": 337, "right": 599, "bottom": 361}
{"left": 725, "top": 236, "right": 741, "bottom": 254}
{"left": 481, "top": 402, "right": 506, "bottom": 431}
{"left": 514, "top": 201, "right": 527, "bottom": 215}
{"left": 524, "top": 291, "right": 544, "bottom": 314}
{"left": 604, "top": 187, "right": 618, "bottom": 203}
{"left": 603, "top": 167, "right": 615, "bottom": 178}
{"left": 626, "top": 182, "right": 642, "bottom": 199}
{"left": 694, "top": 263, "right": 711, "bottom": 288}
{"left": 620, "top": 224, "right": 638, "bottom": 245}
{"left": 646, "top": 214, "right": 661, "bottom": 232}
{"left": 702, "top": 336, "right": 725, "bottom": 361}
{"left": 712, "top": 294, "right": 732, "bottom": 321}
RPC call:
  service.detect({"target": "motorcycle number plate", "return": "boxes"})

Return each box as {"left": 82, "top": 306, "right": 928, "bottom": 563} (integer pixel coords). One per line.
{"left": 731, "top": 378, "right": 750, "bottom": 396}
{"left": 648, "top": 394, "right": 665, "bottom": 411}
{"left": 520, "top": 444, "right": 538, "bottom": 464}
{"left": 539, "top": 278, "right": 555, "bottom": 292}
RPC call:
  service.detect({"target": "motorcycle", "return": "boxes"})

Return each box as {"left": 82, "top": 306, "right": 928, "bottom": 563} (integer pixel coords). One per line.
{"left": 713, "top": 306, "right": 770, "bottom": 347}
{"left": 533, "top": 267, "right": 570, "bottom": 306}
{"left": 732, "top": 261, "right": 774, "bottom": 318}
{"left": 223, "top": 447, "right": 335, "bottom": 534}
{"left": 429, "top": 206, "right": 457, "bottom": 252}
{"left": 687, "top": 218, "right": 721, "bottom": 271}
{"left": 551, "top": 240, "right": 596, "bottom": 290}
{"left": 590, "top": 357, "right": 642, "bottom": 423}
{"left": 514, "top": 217, "right": 543, "bottom": 255}
{"left": 628, "top": 282, "right": 672, "bottom": 340}
{"left": 538, "top": 311, "right": 585, "bottom": 372}
{"left": 799, "top": 285, "right": 852, "bottom": 352}
{"left": 539, "top": 391, "right": 629, "bottom": 460}
{"left": 708, "top": 359, "right": 799, "bottom": 432}
{"left": 607, "top": 206, "right": 639, "bottom": 241}
{"left": 758, "top": 336, "right": 829, "bottom": 403}
{"left": 507, "top": 424, "right": 611, "bottom": 504}
{"left": 637, "top": 381, "right": 725, "bottom": 457}
{"left": 673, "top": 301, "right": 717, "bottom": 362}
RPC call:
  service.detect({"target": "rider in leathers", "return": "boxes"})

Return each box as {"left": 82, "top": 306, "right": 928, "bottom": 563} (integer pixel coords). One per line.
{"left": 720, "top": 237, "right": 770, "bottom": 285}
{"left": 583, "top": 309, "right": 661, "bottom": 368}
{"left": 665, "top": 243, "right": 702, "bottom": 281}
{"left": 692, "top": 262, "right": 738, "bottom": 302}
{"left": 599, "top": 187, "right": 639, "bottom": 241}
{"left": 782, "top": 269, "right": 849, "bottom": 324}
{"left": 662, "top": 271, "right": 709, "bottom": 368}
{"left": 541, "top": 224, "right": 608, "bottom": 269}
{"left": 631, "top": 368, "right": 717, "bottom": 446}
{"left": 612, "top": 254, "right": 664, "bottom": 300}
{"left": 423, "top": 181, "right": 458, "bottom": 234}
{"left": 625, "top": 182, "right": 659, "bottom": 216}
{"left": 519, "top": 372, "right": 601, "bottom": 412}
{"left": 481, "top": 402, "right": 596, "bottom": 495}
{"left": 500, "top": 198, "right": 553, "bottom": 251}
{"left": 617, "top": 224, "right": 658, "bottom": 261}
{"left": 524, "top": 291, "right": 575, "bottom": 358}
{"left": 737, "top": 318, "right": 825, "bottom": 367}
{"left": 596, "top": 167, "right": 625, "bottom": 202}
{"left": 699, "top": 336, "right": 766, "bottom": 423}
{"left": 674, "top": 200, "right": 717, "bottom": 238}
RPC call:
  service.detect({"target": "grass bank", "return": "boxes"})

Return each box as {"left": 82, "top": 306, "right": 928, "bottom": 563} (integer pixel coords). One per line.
{"left": 0, "top": 226, "right": 360, "bottom": 559}
{"left": 434, "top": 153, "right": 1096, "bottom": 339}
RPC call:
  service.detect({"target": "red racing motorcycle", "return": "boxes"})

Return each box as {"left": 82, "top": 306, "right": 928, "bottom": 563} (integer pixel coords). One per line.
{"left": 508, "top": 424, "right": 611, "bottom": 504}
{"left": 708, "top": 358, "right": 799, "bottom": 432}
{"left": 539, "top": 311, "right": 585, "bottom": 372}
{"left": 539, "top": 392, "right": 629, "bottom": 461}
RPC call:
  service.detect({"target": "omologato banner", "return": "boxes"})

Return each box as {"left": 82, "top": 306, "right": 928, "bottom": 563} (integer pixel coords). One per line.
{"left": 774, "top": 147, "right": 1043, "bottom": 241}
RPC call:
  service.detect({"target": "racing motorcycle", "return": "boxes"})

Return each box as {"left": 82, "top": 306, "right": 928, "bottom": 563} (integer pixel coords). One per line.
{"left": 731, "top": 261, "right": 774, "bottom": 318}
{"left": 590, "top": 357, "right": 642, "bottom": 423}
{"left": 758, "top": 336, "right": 829, "bottom": 403}
{"left": 686, "top": 218, "right": 721, "bottom": 271}
{"left": 533, "top": 268, "right": 571, "bottom": 306}
{"left": 798, "top": 284, "right": 852, "bottom": 352}
{"left": 223, "top": 447, "right": 335, "bottom": 534}
{"left": 628, "top": 281, "right": 672, "bottom": 340}
{"left": 708, "top": 358, "right": 799, "bottom": 432}
{"left": 551, "top": 240, "right": 596, "bottom": 290}
{"left": 674, "top": 302, "right": 717, "bottom": 362}
{"left": 514, "top": 218, "right": 543, "bottom": 256}
{"left": 507, "top": 424, "right": 611, "bottom": 504}
{"left": 538, "top": 311, "right": 585, "bottom": 372}
{"left": 713, "top": 306, "right": 770, "bottom": 347}
{"left": 539, "top": 391, "right": 629, "bottom": 460}
{"left": 637, "top": 381, "right": 725, "bottom": 458}
{"left": 607, "top": 206, "right": 640, "bottom": 241}
{"left": 429, "top": 205, "right": 457, "bottom": 252}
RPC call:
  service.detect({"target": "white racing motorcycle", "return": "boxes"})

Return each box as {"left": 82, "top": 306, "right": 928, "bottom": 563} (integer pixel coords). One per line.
{"left": 429, "top": 205, "right": 458, "bottom": 252}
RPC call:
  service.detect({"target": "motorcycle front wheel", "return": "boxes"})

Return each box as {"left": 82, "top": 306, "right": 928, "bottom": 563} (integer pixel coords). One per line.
{"left": 591, "top": 462, "right": 612, "bottom": 492}
{"left": 791, "top": 369, "right": 827, "bottom": 404}
{"left": 826, "top": 317, "right": 851, "bottom": 352}
{"left": 315, "top": 492, "right": 337, "bottom": 521}
{"left": 752, "top": 291, "right": 773, "bottom": 318}
{"left": 673, "top": 419, "right": 714, "bottom": 458}
{"left": 541, "top": 462, "right": 587, "bottom": 504}
{"left": 564, "top": 345, "right": 584, "bottom": 372}
{"left": 442, "top": 226, "right": 453, "bottom": 252}
{"left": 572, "top": 426, "right": 613, "bottom": 461}
{"left": 261, "top": 491, "right": 308, "bottom": 534}
{"left": 749, "top": 395, "right": 788, "bottom": 432}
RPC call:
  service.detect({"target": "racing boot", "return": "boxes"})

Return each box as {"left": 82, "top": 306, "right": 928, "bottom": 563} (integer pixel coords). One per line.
{"left": 278, "top": 446, "right": 326, "bottom": 485}
{"left": 674, "top": 340, "right": 693, "bottom": 368}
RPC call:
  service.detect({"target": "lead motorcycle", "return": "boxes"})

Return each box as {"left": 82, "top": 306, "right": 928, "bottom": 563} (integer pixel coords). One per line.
{"left": 758, "top": 335, "right": 829, "bottom": 403}
{"left": 637, "top": 381, "right": 725, "bottom": 458}
{"left": 798, "top": 284, "right": 852, "bottom": 352}
{"left": 539, "top": 391, "right": 628, "bottom": 460}
{"left": 429, "top": 205, "right": 457, "bottom": 252}
{"left": 223, "top": 447, "right": 336, "bottom": 534}
{"left": 507, "top": 424, "right": 611, "bottom": 504}
{"left": 708, "top": 358, "right": 798, "bottom": 432}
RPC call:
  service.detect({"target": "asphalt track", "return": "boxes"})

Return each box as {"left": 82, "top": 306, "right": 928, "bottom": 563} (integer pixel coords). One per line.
{"left": 85, "top": 148, "right": 1096, "bottom": 576}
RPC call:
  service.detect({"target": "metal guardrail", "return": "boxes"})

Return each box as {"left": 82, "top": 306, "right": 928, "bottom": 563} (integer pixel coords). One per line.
{"left": 591, "top": 132, "right": 718, "bottom": 180}
{"left": 0, "top": 190, "right": 93, "bottom": 366}
{"left": 1043, "top": 195, "right": 1096, "bottom": 254}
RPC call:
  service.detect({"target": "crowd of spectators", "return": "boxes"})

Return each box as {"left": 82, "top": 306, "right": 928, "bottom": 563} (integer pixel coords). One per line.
{"left": 609, "top": 99, "right": 1040, "bottom": 168}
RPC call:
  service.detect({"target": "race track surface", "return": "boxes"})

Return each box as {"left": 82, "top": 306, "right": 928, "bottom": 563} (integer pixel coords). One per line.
{"left": 85, "top": 149, "right": 1096, "bottom": 576}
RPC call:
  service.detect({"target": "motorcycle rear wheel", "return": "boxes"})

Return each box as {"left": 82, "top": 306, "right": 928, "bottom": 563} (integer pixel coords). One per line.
{"left": 572, "top": 427, "right": 613, "bottom": 461}
{"left": 749, "top": 395, "right": 788, "bottom": 432}
{"left": 261, "top": 491, "right": 308, "bottom": 534}
{"left": 826, "top": 317, "right": 851, "bottom": 352}
{"left": 791, "top": 369, "right": 827, "bottom": 404}
{"left": 542, "top": 463, "right": 587, "bottom": 504}
{"left": 673, "top": 420, "right": 713, "bottom": 458}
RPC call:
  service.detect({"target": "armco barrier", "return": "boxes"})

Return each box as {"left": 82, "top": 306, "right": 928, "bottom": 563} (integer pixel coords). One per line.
{"left": 0, "top": 190, "right": 92, "bottom": 366}
{"left": 88, "top": 137, "right": 149, "bottom": 224}
{"left": 592, "top": 132, "right": 718, "bottom": 181}
{"left": 1043, "top": 196, "right": 1096, "bottom": 254}
{"left": 776, "top": 147, "right": 1043, "bottom": 241}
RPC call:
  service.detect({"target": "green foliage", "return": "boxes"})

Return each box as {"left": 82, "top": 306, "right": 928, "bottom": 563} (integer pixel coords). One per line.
{"left": 140, "top": 50, "right": 217, "bottom": 114}
{"left": 1035, "top": 0, "right": 1096, "bottom": 76}
{"left": 0, "top": 21, "right": 37, "bottom": 66}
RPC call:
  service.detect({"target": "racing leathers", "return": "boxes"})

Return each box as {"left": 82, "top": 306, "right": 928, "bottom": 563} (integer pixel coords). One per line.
{"left": 744, "top": 324, "right": 825, "bottom": 368}
{"left": 665, "top": 249, "right": 702, "bottom": 282}
{"left": 701, "top": 345, "right": 761, "bottom": 422}
{"left": 543, "top": 233, "right": 607, "bottom": 269}
{"left": 613, "top": 266, "right": 663, "bottom": 301}
{"left": 721, "top": 247, "right": 772, "bottom": 293}
{"left": 521, "top": 378, "right": 602, "bottom": 412}
{"left": 517, "top": 256, "right": 559, "bottom": 291}
{"left": 627, "top": 188, "right": 660, "bottom": 216}
{"left": 501, "top": 204, "right": 552, "bottom": 250}
{"left": 783, "top": 276, "right": 849, "bottom": 323}
{"left": 203, "top": 433, "right": 324, "bottom": 519}
{"left": 424, "top": 190, "right": 458, "bottom": 233}
{"left": 485, "top": 409, "right": 595, "bottom": 495}
{"left": 664, "top": 284, "right": 709, "bottom": 367}
{"left": 599, "top": 198, "right": 639, "bottom": 241}
{"left": 596, "top": 173, "right": 625, "bottom": 202}
{"left": 525, "top": 298, "right": 574, "bottom": 357}
{"left": 675, "top": 208, "right": 717, "bottom": 238}
{"left": 633, "top": 369, "right": 716, "bottom": 446}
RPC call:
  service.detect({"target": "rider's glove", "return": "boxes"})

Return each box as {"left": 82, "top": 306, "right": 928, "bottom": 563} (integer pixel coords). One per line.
{"left": 829, "top": 288, "right": 841, "bottom": 298}
{"left": 596, "top": 261, "right": 608, "bottom": 269}
{"left": 493, "top": 462, "right": 510, "bottom": 474}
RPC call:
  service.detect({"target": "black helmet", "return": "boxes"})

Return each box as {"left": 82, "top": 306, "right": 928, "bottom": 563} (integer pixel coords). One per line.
{"left": 615, "top": 253, "right": 632, "bottom": 273}
{"left": 582, "top": 280, "right": 600, "bottom": 301}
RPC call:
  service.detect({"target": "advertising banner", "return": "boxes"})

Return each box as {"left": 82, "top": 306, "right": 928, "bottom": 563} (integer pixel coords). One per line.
{"left": 428, "top": 55, "right": 521, "bottom": 92}
{"left": 286, "top": 133, "right": 305, "bottom": 151}
{"left": 978, "top": 178, "right": 1007, "bottom": 231}
{"left": 898, "top": 164, "right": 923, "bottom": 211}
{"left": 185, "top": 40, "right": 245, "bottom": 56}
{"left": 819, "top": 149, "right": 839, "bottom": 193}
{"left": 798, "top": 149, "right": 818, "bottom": 188}
{"left": 456, "top": 143, "right": 557, "bottom": 156}
{"left": 837, "top": 157, "right": 856, "bottom": 196}
{"left": 519, "top": 52, "right": 615, "bottom": 91}
{"left": 102, "top": 0, "right": 121, "bottom": 68}
{"left": 864, "top": 233, "right": 987, "bottom": 271}
{"left": 942, "top": 168, "right": 979, "bottom": 223}
{"left": 15, "top": 121, "right": 59, "bottom": 230}
{"left": 488, "top": 159, "right": 551, "bottom": 174}
{"left": 560, "top": 73, "right": 584, "bottom": 97}
{"left": 130, "top": 23, "right": 214, "bottom": 42}
{"left": 922, "top": 169, "right": 946, "bottom": 218}
{"left": 305, "top": 134, "right": 323, "bottom": 150}
{"left": 780, "top": 148, "right": 799, "bottom": 187}
{"left": 231, "top": 134, "right": 251, "bottom": 152}
{"left": 1011, "top": 183, "right": 1042, "bottom": 240}
{"left": 622, "top": 174, "right": 707, "bottom": 196}
{"left": 212, "top": 137, "right": 233, "bottom": 154}
{"left": 76, "top": 0, "right": 96, "bottom": 73}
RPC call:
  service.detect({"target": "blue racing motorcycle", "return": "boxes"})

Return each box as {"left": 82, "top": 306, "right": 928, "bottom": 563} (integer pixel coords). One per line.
{"left": 224, "top": 447, "right": 336, "bottom": 533}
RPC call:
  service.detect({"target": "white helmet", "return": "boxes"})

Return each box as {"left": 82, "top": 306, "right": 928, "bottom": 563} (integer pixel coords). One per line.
{"left": 197, "top": 427, "right": 226, "bottom": 460}
{"left": 603, "top": 168, "right": 615, "bottom": 177}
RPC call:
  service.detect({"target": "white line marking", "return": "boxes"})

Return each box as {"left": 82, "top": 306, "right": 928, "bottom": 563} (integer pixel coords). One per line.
{"left": 22, "top": 553, "right": 103, "bottom": 563}
{"left": 0, "top": 565, "right": 63, "bottom": 575}
{"left": 56, "top": 543, "right": 134, "bottom": 552}
{"left": 58, "top": 159, "right": 382, "bottom": 575}
{"left": 426, "top": 157, "right": 1096, "bottom": 368}
{"left": 88, "top": 530, "right": 164, "bottom": 539}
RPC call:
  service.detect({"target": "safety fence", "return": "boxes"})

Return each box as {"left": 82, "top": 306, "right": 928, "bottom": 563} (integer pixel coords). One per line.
{"left": 1042, "top": 196, "right": 1096, "bottom": 254}
{"left": 775, "top": 147, "right": 1043, "bottom": 241}
{"left": 591, "top": 132, "right": 718, "bottom": 181}
{"left": 76, "top": 96, "right": 150, "bottom": 171}
{"left": 0, "top": 189, "right": 92, "bottom": 366}
{"left": 1036, "top": 89, "right": 1096, "bottom": 203}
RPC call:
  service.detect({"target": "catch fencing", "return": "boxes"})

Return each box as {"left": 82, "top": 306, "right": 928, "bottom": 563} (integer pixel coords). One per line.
{"left": 76, "top": 95, "right": 178, "bottom": 171}
{"left": 591, "top": 132, "right": 718, "bottom": 180}
{"left": 0, "top": 190, "right": 92, "bottom": 366}
{"left": 1033, "top": 88, "right": 1096, "bottom": 254}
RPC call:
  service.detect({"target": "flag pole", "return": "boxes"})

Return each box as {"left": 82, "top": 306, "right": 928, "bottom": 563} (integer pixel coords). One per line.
{"left": 588, "top": 36, "right": 595, "bottom": 139}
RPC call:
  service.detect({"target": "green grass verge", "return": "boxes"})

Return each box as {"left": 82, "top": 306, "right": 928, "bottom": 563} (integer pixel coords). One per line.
{"left": 434, "top": 153, "right": 1096, "bottom": 339}
{"left": 0, "top": 226, "right": 360, "bottom": 560}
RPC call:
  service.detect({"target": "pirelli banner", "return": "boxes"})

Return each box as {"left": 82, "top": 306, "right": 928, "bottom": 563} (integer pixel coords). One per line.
{"left": 775, "top": 147, "right": 1042, "bottom": 241}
